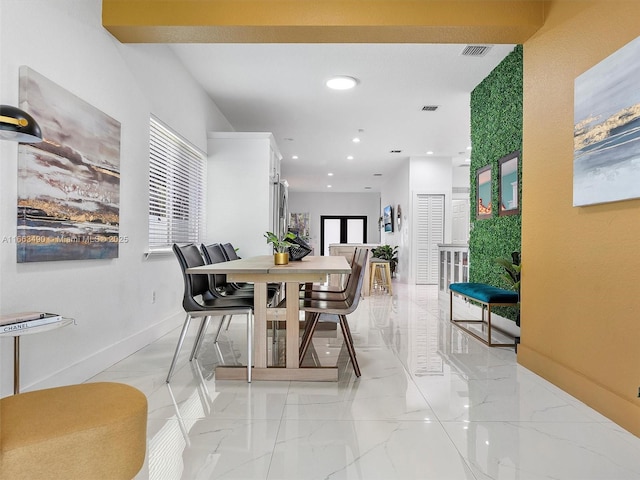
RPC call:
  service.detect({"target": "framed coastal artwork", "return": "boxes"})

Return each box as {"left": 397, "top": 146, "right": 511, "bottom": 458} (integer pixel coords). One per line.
{"left": 574, "top": 35, "right": 640, "bottom": 206}
{"left": 17, "top": 66, "right": 121, "bottom": 262}
{"left": 383, "top": 204, "right": 393, "bottom": 232}
{"left": 476, "top": 165, "right": 492, "bottom": 219}
{"left": 498, "top": 151, "right": 519, "bottom": 216}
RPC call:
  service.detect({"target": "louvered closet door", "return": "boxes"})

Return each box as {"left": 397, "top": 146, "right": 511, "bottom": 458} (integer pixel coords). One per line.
{"left": 415, "top": 194, "right": 444, "bottom": 284}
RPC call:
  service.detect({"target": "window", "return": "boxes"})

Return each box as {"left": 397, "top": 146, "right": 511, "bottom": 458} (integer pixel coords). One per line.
{"left": 148, "top": 116, "right": 205, "bottom": 250}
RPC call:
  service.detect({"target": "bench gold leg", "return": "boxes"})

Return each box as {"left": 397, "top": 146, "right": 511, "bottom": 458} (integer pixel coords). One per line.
{"left": 449, "top": 290, "right": 516, "bottom": 348}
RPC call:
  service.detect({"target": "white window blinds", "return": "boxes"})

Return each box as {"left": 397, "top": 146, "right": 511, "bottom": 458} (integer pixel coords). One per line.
{"left": 148, "top": 116, "right": 205, "bottom": 250}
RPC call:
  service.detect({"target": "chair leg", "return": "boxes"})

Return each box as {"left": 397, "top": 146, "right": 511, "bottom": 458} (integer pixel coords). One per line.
{"left": 339, "top": 315, "right": 361, "bottom": 377}
{"left": 247, "top": 311, "right": 253, "bottom": 383}
{"left": 213, "top": 315, "right": 227, "bottom": 343}
{"left": 224, "top": 314, "right": 232, "bottom": 331}
{"left": 190, "top": 315, "right": 211, "bottom": 360}
{"left": 299, "top": 311, "right": 318, "bottom": 356}
{"left": 167, "top": 313, "right": 192, "bottom": 383}
{"left": 299, "top": 312, "right": 314, "bottom": 351}
{"left": 299, "top": 312, "right": 320, "bottom": 364}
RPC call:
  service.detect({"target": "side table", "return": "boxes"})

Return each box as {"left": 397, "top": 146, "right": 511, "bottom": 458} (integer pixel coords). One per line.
{"left": 0, "top": 318, "right": 74, "bottom": 394}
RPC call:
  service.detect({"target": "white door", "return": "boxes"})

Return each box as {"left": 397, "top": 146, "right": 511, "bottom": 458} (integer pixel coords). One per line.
{"left": 452, "top": 198, "right": 470, "bottom": 244}
{"left": 323, "top": 219, "right": 341, "bottom": 256}
{"left": 321, "top": 216, "right": 367, "bottom": 255}
{"left": 415, "top": 194, "right": 445, "bottom": 284}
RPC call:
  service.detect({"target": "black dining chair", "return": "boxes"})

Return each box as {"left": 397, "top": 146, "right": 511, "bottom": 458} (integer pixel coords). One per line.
{"left": 297, "top": 248, "right": 368, "bottom": 377}
{"left": 220, "top": 242, "right": 240, "bottom": 261}
{"left": 201, "top": 243, "right": 280, "bottom": 295}
{"left": 168, "top": 244, "right": 256, "bottom": 383}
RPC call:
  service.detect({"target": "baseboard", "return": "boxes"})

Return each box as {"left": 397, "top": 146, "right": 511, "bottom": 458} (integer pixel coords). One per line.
{"left": 518, "top": 344, "right": 640, "bottom": 437}
{"left": 23, "top": 311, "right": 183, "bottom": 393}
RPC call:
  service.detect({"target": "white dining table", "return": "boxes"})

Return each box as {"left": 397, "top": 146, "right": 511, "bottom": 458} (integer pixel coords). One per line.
{"left": 187, "top": 254, "right": 351, "bottom": 381}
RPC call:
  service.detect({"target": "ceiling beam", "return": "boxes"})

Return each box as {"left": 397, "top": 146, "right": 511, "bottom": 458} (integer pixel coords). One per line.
{"left": 103, "top": 0, "right": 546, "bottom": 44}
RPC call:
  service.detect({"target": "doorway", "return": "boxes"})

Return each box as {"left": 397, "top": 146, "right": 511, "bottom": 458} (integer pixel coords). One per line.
{"left": 414, "top": 194, "right": 445, "bottom": 284}
{"left": 320, "top": 216, "right": 367, "bottom": 256}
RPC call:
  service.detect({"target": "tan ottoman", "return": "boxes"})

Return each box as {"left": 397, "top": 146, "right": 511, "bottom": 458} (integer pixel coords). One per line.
{"left": 1, "top": 382, "right": 147, "bottom": 480}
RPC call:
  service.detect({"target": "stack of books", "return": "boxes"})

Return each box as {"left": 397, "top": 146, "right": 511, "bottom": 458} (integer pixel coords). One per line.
{"left": 0, "top": 312, "right": 63, "bottom": 334}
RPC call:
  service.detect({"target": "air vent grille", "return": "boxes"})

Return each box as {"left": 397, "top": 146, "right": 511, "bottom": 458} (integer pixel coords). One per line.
{"left": 461, "top": 45, "right": 492, "bottom": 57}
{"left": 421, "top": 105, "right": 439, "bottom": 111}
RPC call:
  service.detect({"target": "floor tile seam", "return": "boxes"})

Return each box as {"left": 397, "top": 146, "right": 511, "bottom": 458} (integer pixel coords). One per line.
{"left": 438, "top": 419, "right": 619, "bottom": 426}
{"left": 146, "top": 414, "right": 285, "bottom": 421}
{"left": 387, "top": 329, "right": 453, "bottom": 431}
{"left": 434, "top": 415, "right": 483, "bottom": 480}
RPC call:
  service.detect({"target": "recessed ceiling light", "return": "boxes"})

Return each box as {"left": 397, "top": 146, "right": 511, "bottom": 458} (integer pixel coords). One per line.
{"left": 364, "top": 186, "right": 372, "bottom": 190}
{"left": 352, "top": 137, "right": 360, "bottom": 143}
{"left": 373, "top": 173, "right": 383, "bottom": 177}
{"left": 426, "top": 151, "right": 434, "bottom": 155}
{"left": 327, "top": 185, "right": 332, "bottom": 188}
{"left": 327, "top": 172, "right": 334, "bottom": 176}
{"left": 347, "top": 155, "right": 354, "bottom": 160}
{"left": 291, "top": 155, "right": 298, "bottom": 160}
{"left": 326, "top": 76, "right": 358, "bottom": 90}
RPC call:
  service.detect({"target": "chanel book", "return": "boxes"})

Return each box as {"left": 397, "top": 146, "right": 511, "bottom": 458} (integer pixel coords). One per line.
{"left": 0, "top": 312, "right": 63, "bottom": 333}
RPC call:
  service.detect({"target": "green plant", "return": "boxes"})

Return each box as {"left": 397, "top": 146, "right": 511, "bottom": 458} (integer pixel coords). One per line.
{"left": 495, "top": 251, "right": 521, "bottom": 292}
{"left": 371, "top": 245, "right": 398, "bottom": 275}
{"left": 264, "top": 231, "right": 296, "bottom": 253}
{"left": 469, "top": 44, "right": 523, "bottom": 323}
{"left": 494, "top": 251, "right": 521, "bottom": 326}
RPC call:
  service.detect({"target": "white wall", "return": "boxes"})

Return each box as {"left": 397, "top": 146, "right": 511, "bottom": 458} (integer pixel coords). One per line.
{"left": 287, "top": 191, "right": 381, "bottom": 255}
{"left": 379, "top": 159, "right": 411, "bottom": 282}
{"left": 0, "top": 0, "right": 233, "bottom": 395}
{"left": 205, "top": 133, "right": 278, "bottom": 257}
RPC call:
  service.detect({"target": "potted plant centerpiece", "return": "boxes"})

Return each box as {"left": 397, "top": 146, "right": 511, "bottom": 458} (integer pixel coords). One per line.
{"left": 264, "top": 231, "right": 296, "bottom": 265}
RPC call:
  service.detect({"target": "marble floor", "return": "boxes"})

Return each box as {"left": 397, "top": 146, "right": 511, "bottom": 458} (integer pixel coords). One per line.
{"left": 89, "top": 284, "right": 640, "bottom": 480}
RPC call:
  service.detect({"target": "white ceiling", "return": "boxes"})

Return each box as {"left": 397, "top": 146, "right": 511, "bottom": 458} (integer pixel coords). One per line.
{"left": 170, "top": 43, "right": 515, "bottom": 193}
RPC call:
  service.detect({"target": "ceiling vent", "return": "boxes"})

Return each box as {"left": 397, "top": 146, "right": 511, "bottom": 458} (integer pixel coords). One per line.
{"left": 421, "top": 105, "right": 439, "bottom": 112}
{"left": 461, "top": 45, "right": 492, "bottom": 57}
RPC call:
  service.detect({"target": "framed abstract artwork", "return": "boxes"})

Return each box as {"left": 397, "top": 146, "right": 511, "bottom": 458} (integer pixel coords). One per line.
{"left": 17, "top": 66, "right": 121, "bottom": 262}
{"left": 574, "top": 35, "right": 640, "bottom": 206}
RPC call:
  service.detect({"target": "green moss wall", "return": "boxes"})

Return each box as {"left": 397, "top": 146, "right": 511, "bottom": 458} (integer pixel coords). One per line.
{"left": 469, "top": 45, "right": 523, "bottom": 321}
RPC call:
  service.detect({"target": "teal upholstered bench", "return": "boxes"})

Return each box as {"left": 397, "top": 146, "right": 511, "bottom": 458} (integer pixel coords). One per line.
{"left": 449, "top": 282, "right": 518, "bottom": 347}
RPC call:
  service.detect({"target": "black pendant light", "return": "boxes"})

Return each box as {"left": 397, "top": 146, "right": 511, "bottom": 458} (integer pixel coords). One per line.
{"left": 0, "top": 105, "right": 42, "bottom": 143}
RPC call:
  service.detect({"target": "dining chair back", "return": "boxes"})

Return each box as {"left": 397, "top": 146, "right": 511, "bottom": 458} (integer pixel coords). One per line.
{"left": 169, "top": 243, "right": 255, "bottom": 383}
{"left": 221, "top": 242, "right": 240, "bottom": 261}
{"left": 298, "top": 248, "right": 368, "bottom": 376}
{"left": 199, "top": 242, "right": 233, "bottom": 295}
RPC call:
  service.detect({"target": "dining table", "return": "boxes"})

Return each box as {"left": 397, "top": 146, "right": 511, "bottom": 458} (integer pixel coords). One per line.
{"left": 186, "top": 254, "right": 351, "bottom": 381}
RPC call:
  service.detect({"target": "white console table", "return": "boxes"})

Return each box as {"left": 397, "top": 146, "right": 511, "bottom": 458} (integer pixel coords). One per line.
{"left": 0, "top": 317, "right": 74, "bottom": 394}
